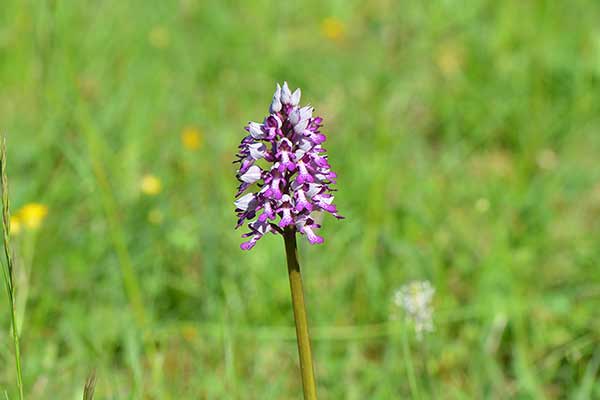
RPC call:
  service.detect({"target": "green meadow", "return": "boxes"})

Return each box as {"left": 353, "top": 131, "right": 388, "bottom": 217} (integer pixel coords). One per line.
{"left": 1, "top": 0, "right": 599, "bottom": 398}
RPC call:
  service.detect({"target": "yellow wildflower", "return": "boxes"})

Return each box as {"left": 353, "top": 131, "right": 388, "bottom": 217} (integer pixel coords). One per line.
{"left": 321, "top": 17, "right": 345, "bottom": 41}
{"left": 148, "top": 26, "right": 170, "bottom": 49}
{"left": 181, "top": 126, "right": 203, "bottom": 151}
{"left": 10, "top": 216, "right": 21, "bottom": 236}
{"left": 18, "top": 203, "right": 49, "bottom": 230}
{"left": 141, "top": 175, "right": 162, "bottom": 196}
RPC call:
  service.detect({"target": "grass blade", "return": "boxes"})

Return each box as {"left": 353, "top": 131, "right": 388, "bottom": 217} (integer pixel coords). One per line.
{"left": 83, "top": 370, "right": 97, "bottom": 400}
{"left": 0, "top": 136, "right": 24, "bottom": 400}
{"left": 575, "top": 349, "right": 600, "bottom": 400}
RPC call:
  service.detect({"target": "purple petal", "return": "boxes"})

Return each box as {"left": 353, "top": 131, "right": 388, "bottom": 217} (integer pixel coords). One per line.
{"left": 240, "top": 240, "right": 256, "bottom": 250}
{"left": 304, "top": 226, "right": 324, "bottom": 244}
{"left": 279, "top": 208, "right": 294, "bottom": 227}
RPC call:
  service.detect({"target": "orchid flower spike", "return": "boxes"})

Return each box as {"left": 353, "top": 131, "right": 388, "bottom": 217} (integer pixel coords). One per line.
{"left": 234, "top": 82, "right": 343, "bottom": 250}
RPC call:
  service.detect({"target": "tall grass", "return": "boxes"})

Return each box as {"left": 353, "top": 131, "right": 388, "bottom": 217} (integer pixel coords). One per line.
{"left": 0, "top": 137, "right": 24, "bottom": 400}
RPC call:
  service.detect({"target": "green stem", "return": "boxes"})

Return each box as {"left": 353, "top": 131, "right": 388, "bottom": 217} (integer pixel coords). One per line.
{"left": 283, "top": 228, "right": 317, "bottom": 400}
{"left": 8, "top": 293, "right": 24, "bottom": 400}
{"left": 401, "top": 323, "right": 420, "bottom": 400}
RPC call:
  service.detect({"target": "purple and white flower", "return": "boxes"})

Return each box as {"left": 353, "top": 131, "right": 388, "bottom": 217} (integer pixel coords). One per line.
{"left": 234, "top": 82, "right": 343, "bottom": 250}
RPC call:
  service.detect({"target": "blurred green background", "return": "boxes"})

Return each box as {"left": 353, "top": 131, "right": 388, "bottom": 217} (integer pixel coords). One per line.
{"left": 1, "top": 0, "right": 600, "bottom": 398}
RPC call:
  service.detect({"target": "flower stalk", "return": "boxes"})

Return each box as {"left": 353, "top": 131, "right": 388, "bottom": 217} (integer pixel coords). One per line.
{"left": 0, "top": 137, "right": 25, "bottom": 400}
{"left": 284, "top": 227, "right": 317, "bottom": 400}
{"left": 235, "top": 82, "right": 343, "bottom": 399}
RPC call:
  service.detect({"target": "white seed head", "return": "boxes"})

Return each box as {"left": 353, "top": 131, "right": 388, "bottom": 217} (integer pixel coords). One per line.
{"left": 394, "top": 280, "right": 435, "bottom": 340}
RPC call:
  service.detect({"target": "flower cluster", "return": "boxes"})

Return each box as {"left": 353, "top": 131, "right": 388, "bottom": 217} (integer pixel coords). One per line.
{"left": 234, "top": 82, "right": 342, "bottom": 250}
{"left": 394, "top": 281, "right": 435, "bottom": 340}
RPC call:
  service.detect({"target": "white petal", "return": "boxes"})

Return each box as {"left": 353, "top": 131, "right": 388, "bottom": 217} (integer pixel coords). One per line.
{"left": 270, "top": 83, "right": 282, "bottom": 113}
{"left": 299, "top": 106, "right": 313, "bottom": 121}
{"left": 273, "top": 83, "right": 281, "bottom": 99}
{"left": 320, "top": 195, "right": 334, "bottom": 205}
{"left": 248, "top": 143, "right": 266, "bottom": 160}
{"left": 240, "top": 165, "right": 262, "bottom": 183}
{"left": 234, "top": 193, "right": 255, "bottom": 211}
{"left": 297, "top": 138, "right": 313, "bottom": 152}
{"left": 294, "top": 215, "right": 309, "bottom": 230}
{"left": 305, "top": 183, "right": 322, "bottom": 198}
{"left": 291, "top": 88, "right": 301, "bottom": 106}
{"left": 272, "top": 114, "right": 283, "bottom": 128}
{"left": 270, "top": 99, "right": 282, "bottom": 113}
{"left": 248, "top": 122, "right": 264, "bottom": 139}
{"left": 293, "top": 119, "right": 309, "bottom": 134}
{"left": 294, "top": 149, "right": 306, "bottom": 159}
{"left": 281, "top": 81, "right": 292, "bottom": 104}
{"left": 289, "top": 109, "right": 301, "bottom": 125}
